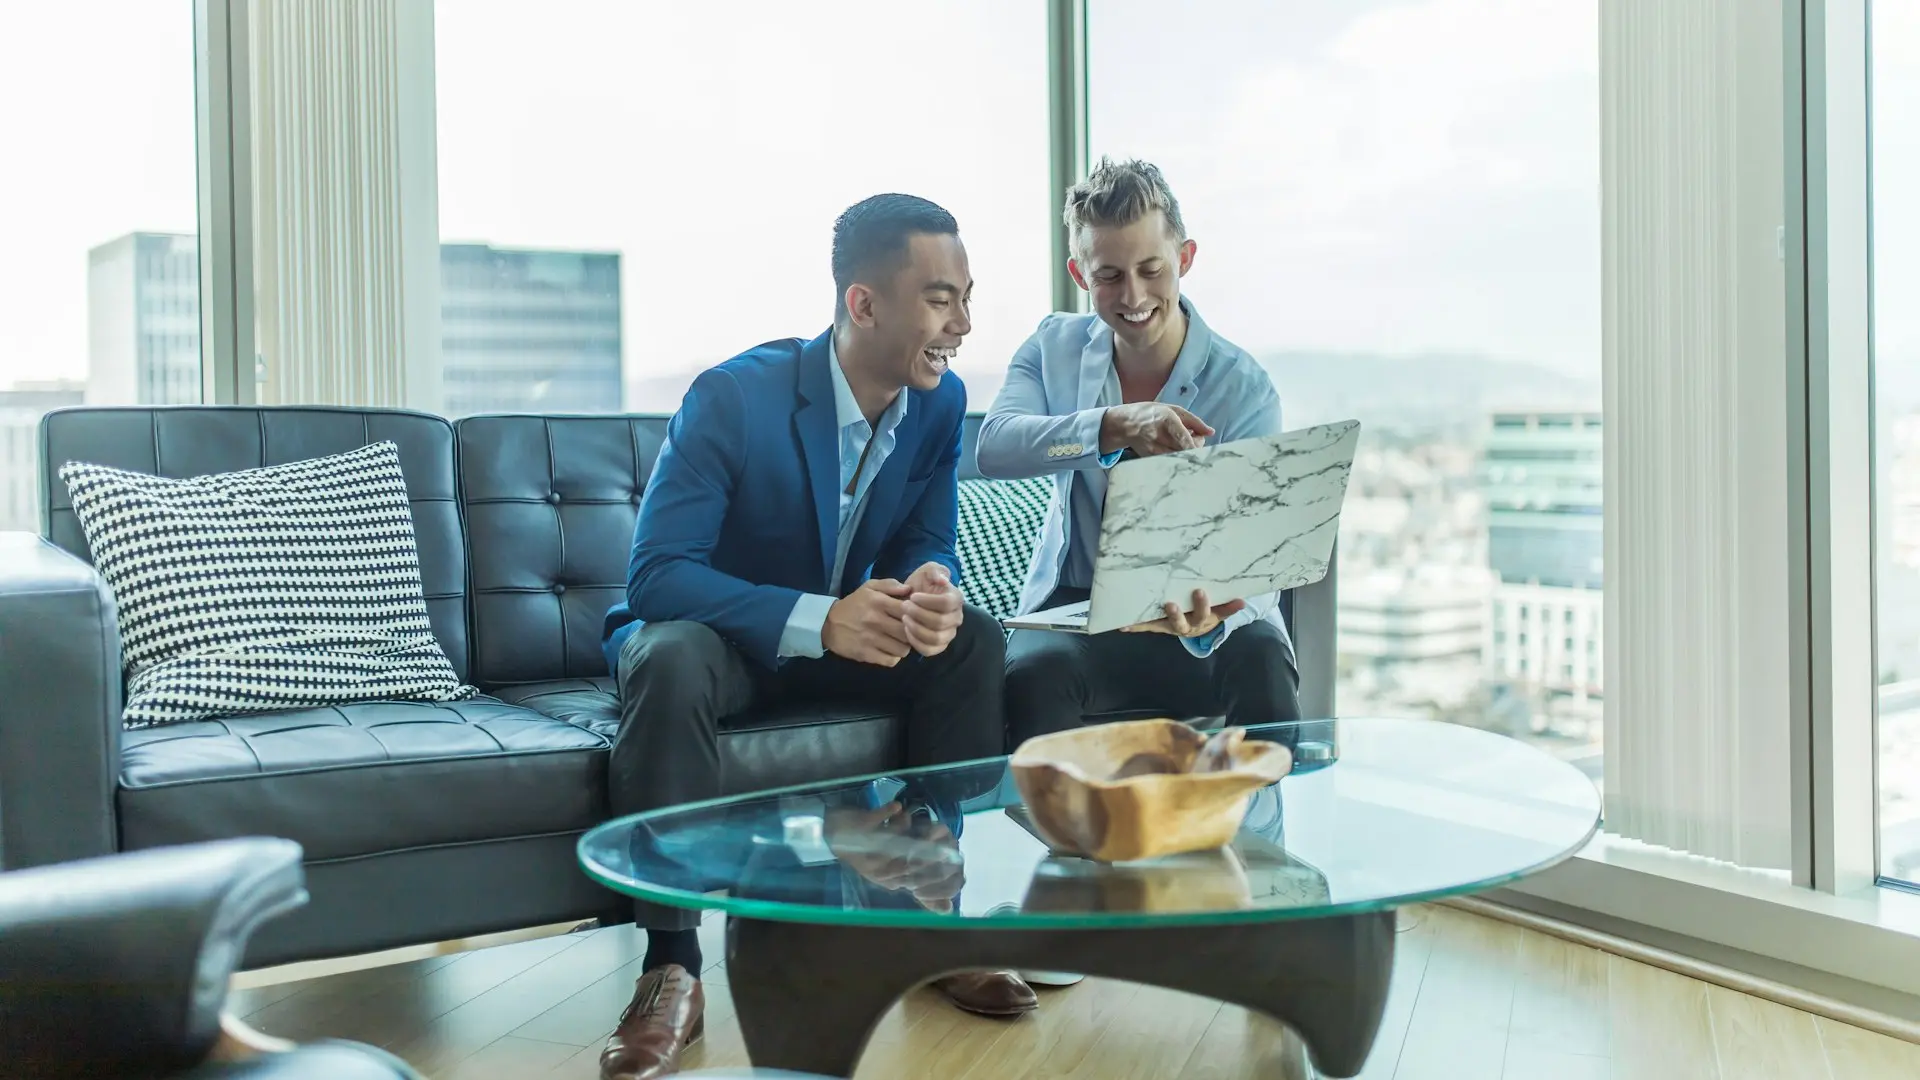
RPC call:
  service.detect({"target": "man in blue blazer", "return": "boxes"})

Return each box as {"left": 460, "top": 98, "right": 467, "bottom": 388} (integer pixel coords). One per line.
{"left": 977, "top": 159, "right": 1303, "bottom": 751}
{"left": 595, "top": 196, "right": 1024, "bottom": 1080}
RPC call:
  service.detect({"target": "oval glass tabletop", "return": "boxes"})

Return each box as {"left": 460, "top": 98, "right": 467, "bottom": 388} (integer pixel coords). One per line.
{"left": 577, "top": 717, "right": 1600, "bottom": 929}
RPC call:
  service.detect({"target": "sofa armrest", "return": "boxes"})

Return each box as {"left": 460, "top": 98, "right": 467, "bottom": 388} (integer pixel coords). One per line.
{"left": 0, "top": 838, "right": 308, "bottom": 1078}
{"left": 0, "top": 531, "right": 123, "bottom": 870}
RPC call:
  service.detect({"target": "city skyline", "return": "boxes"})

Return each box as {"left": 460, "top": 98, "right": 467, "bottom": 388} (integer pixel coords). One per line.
{"left": 63, "top": 232, "right": 626, "bottom": 418}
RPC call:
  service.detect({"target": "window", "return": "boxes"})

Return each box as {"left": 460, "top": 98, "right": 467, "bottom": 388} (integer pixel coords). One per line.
{"left": 0, "top": 2, "right": 200, "bottom": 531}
{"left": 1873, "top": 0, "right": 1920, "bottom": 887}
{"left": 433, "top": 0, "right": 1051, "bottom": 418}
{"left": 1090, "top": 7, "right": 1600, "bottom": 780}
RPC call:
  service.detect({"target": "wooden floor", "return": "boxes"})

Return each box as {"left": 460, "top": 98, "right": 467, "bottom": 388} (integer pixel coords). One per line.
{"left": 228, "top": 905, "right": 1920, "bottom": 1079}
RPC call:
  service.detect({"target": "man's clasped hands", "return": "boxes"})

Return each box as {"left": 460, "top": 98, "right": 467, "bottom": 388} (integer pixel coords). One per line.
{"left": 821, "top": 561, "right": 965, "bottom": 666}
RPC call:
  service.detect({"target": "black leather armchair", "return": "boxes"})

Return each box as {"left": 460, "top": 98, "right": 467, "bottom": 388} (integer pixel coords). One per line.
{"left": 0, "top": 837, "right": 420, "bottom": 1079}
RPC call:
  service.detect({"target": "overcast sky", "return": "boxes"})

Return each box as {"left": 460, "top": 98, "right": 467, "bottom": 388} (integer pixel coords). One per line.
{"left": 0, "top": 1, "right": 1913, "bottom": 404}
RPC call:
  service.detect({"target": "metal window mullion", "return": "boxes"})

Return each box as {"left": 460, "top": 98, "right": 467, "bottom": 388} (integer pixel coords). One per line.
{"left": 1793, "top": 0, "right": 1879, "bottom": 896}
{"left": 1046, "top": 0, "right": 1088, "bottom": 315}
{"left": 194, "top": 0, "right": 256, "bottom": 406}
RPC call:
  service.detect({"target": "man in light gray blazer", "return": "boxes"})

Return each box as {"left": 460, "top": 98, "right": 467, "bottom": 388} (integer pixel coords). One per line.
{"left": 976, "top": 158, "right": 1302, "bottom": 749}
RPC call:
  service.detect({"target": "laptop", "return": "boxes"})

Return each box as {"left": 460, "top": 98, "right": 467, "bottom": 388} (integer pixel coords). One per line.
{"left": 1003, "top": 419, "right": 1360, "bottom": 635}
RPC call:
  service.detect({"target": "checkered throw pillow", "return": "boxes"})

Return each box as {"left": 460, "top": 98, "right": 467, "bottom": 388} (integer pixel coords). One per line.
{"left": 955, "top": 476, "right": 1054, "bottom": 621}
{"left": 58, "top": 441, "right": 477, "bottom": 728}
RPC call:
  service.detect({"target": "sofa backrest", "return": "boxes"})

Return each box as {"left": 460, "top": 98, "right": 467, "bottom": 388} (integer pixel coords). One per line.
{"left": 451, "top": 412, "right": 999, "bottom": 690}
{"left": 454, "top": 415, "right": 665, "bottom": 688}
{"left": 35, "top": 407, "right": 1332, "bottom": 716}
{"left": 37, "top": 407, "right": 473, "bottom": 683}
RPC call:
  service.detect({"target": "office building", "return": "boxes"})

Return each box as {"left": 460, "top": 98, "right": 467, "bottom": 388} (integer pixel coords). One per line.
{"left": 1339, "top": 566, "right": 1488, "bottom": 666}
{"left": 1482, "top": 411, "right": 1604, "bottom": 711}
{"left": 1889, "top": 413, "right": 1920, "bottom": 572}
{"left": 84, "top": 235, "right": 623, "bottom": 419}
{"left": 87, "top": 233, "right": 202, "bottom": 405}
{"left": 0, "top": 381, "right": 86, "bottom": 532}
{"left": 438, "top": 243, "right": 622, "bottom": 417}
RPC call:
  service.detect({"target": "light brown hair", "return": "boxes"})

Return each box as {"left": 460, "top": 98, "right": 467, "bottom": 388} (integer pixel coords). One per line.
{"left": 1063, "top": 157, "right": 1188, "bottom": 255}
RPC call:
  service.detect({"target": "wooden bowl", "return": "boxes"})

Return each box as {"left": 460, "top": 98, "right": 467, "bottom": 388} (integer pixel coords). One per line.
{"left": 1009, "top": 719, "right": 1293, "bottom": 863}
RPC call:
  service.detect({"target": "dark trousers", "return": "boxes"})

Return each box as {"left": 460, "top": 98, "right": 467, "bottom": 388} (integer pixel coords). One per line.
{"left": 1004, "top": 587, "right": 1302, "bottom": 750}
{"left": 611, "top": 604, "right": 1006, "bottom": 930}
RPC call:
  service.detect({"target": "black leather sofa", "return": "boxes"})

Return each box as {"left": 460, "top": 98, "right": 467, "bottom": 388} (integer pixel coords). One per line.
{"left": 0, "top": 406, "right": 1336, "bottom": 969}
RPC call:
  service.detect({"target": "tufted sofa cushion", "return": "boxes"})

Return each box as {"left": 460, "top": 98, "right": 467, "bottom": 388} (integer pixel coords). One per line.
{"left": 116, "top": 698, "right": 608, "bottom": 861}
{"left": 457, "top": 415, "right": 665, "bottom": 687}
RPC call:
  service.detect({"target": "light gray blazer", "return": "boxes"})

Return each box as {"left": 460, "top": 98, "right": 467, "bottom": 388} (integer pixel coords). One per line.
{"left": 975, "top": 298, "right": 1293, "bottom": 661}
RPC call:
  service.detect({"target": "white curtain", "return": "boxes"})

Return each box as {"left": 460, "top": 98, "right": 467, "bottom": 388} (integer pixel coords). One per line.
{"left": 250, "top": 0, "right": 441, "bottom": 410}
{"left": 1601, "top": 0, "right": 1793, "bottom": 868}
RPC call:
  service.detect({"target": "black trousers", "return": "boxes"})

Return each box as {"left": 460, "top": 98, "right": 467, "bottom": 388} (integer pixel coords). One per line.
{"left": 1004, "top": 587, "right": 1302, "bottom": 750}
{"left": 611, "top": 604, "right": 1006, "bottom": 930}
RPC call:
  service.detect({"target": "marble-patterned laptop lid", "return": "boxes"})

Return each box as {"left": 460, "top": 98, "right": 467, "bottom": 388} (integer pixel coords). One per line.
{"left": 1088, "top": 419, "right": 1361, "bottom": 634}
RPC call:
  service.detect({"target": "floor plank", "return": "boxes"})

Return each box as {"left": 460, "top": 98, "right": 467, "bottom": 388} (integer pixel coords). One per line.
{"left": 245, "top": 932, "right": 585, "bottom": 1048}
{"left": 1505, "top": 922, "right": 1609, "bottom": 1062}
{"left": 1498, "top": 1045, "right": 1608, "bottom": 1080}
{"left": 1354, "top": 904, "right": 1438, "bottom": 1080}
{"left": 853, "top": 987, "right": 999, "bottom": 1078}
{"left": 1172, "top": 1005, "right": 1304, "bottom": 1080}
{"left": 958, "top": 976, "right": 1138, "bottom": 1080}
{"left": 1706, "top": 985, "right": 1833, "bottom": 1080}
{"left": 1392, "top": 905, "right": 1522, "bottom": 1080}
{"left": 385, "top": 926, "right": 645, "bottom": 1076}
{"left": 1607, "top": 955, "right": 1721, "bottom": 1080}
{"left": 440, "top": 1035, "right": 580, "bottom": 1080}
{"left": 1816, "top": 1016, "right": 1920, "bottom": 1078}
{"left": 1056, "top": 983, "right": 1220, "bottom": 1079}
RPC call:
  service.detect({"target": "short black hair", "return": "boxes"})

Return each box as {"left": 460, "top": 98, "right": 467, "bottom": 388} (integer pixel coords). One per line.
{"left": 831, "top": 193, "right": 960, "bottom": 322}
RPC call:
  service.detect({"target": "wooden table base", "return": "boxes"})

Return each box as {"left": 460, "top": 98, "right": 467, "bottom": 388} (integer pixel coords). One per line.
{"left": 724, "top": 910, "right": 1396, "bottom": 1078}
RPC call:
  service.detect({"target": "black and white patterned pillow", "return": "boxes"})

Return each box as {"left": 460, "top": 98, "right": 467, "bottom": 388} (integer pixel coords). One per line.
{"left": 955, "top": 476, "right": 1054, "bottom": 621}
{"left": 59, "top": 441, "right": 476, "bottom": 728}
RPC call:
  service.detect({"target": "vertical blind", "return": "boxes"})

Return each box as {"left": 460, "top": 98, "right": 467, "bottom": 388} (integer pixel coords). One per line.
{"left": 1601, "top": 0, "right": 1793, "bottom": 869}
{"left": 250, "top": 0, "right": 441, "bottom": 410}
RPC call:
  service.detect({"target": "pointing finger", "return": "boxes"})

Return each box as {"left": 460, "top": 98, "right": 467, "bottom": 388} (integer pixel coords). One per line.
{"left": 1170, "top": 405, "right": 1216, "bottom": 436}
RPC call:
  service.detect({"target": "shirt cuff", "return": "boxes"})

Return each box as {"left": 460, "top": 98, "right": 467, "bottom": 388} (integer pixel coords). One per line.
{"left": 1180, "top": 622, "right": 1229, "bottom": 658}
{"left": 778, "top": 593, "right": 836, "bottom": 659}
{"left": 1097, "top": 448, "right": 1124, "bottom": 468}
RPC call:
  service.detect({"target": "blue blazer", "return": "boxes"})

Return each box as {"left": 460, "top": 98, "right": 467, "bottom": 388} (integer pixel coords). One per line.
{"left": 602, "top": 329, "right": 967, "bottom": 672}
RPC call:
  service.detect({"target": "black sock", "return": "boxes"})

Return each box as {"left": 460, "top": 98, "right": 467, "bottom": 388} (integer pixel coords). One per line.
{"left": 643, "top": 928, "right": 703, "bottom": 975}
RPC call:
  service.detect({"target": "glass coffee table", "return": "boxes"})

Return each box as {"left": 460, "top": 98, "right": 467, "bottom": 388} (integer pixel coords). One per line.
{"left": 578, "top": 717, "right": 1599, "bottom": 1079}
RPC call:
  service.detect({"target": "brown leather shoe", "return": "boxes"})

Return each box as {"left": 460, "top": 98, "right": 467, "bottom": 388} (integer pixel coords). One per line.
{"left": 933, "top": 970, "right": 1038, "bottom": 1017}
{"left": 599, "top": 963, "right": 704, "bottom": 1080}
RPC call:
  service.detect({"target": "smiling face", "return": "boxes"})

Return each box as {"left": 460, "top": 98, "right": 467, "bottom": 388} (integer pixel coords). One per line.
{"left": 845, "top": 231, "right": 973, "bottom": 392}
{"left": 1069, "top": 208, "right": 1196, "bottom": 353}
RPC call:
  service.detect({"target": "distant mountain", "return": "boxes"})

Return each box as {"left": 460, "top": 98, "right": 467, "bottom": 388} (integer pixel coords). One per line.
{"left": 1258, "top": 352, "right": 1600, "bottom": 435}
{"left": 623, "top": 351, "right": 1603, "bottom": 432}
